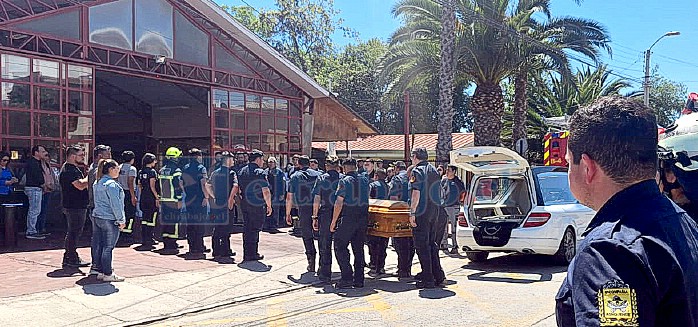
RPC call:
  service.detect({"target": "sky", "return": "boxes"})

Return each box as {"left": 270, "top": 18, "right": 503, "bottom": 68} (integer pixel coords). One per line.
{"left": 219, "top": 0, "right": 698, "bottom": 94}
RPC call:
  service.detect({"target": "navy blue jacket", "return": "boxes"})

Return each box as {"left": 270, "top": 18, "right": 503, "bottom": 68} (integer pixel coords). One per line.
{"left": 556, "top": 180, "right": 698, "bottom": 327}
{"left": 238, "top": 163, "right": 269, "bottom": 209}
{"left": 311, "top": 170, "right": 343, "bottom": 216}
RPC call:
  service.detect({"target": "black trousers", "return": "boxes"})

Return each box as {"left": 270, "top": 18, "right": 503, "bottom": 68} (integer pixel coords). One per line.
{"left": 264, "top": 201, "right": 283, "bottom": 230}
{"left": 317, "top": 211, "right": 334, "bottom": 280}
{"left": 186, "top": 205, "right": 206, "bottom": 253}
{"left": 333, "top": 216, "right": 367, "bottom": 284}
{"left": 242, "top": 205, "right": 265, "bottom": 259}
{"left": 160, "top": 205, "right": 181, "bottom": 250}
{"left": 412, "top": 212, "right": 444, "bottom": 283}
{"left": 298, "top": 206, "right": 317, "bottom": 259}
{"left": 368, "top": 235, "right": 389, "bottom": 271}
{"left": 140, "top": 206, "right": 157, "bottom": 245}
{"left": 436, "top": 207, "right": 448, "bottom": 247}
{"left": 63, "top": 208, "right": 87, "bottom": 263}
{"left": 212, "top": 209, "right": 234, "bottom": 257}
{"left": 394, "top": 237, "right": 415, "bottom": 274}
{"left": 121, "top": 192, "right": 136, "bottom": 236}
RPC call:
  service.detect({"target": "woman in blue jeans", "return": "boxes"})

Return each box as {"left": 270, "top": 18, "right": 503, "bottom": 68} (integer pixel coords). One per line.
{"left": 91, "top": 159, "right": 126, "bottom": 282}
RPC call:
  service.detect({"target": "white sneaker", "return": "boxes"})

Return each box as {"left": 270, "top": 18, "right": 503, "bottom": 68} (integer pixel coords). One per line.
{"left": 100, "top": 274, "right": 125, "bottom": 282}
{"left": 89, "top": 268, "right": 100, "bottom": 276}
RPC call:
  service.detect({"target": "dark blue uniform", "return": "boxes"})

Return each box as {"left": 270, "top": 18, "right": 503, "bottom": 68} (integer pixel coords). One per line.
{"left": 311, "top": 170, "right": 343, "bottom": 281}
{"left": 556, "top": 180, "right": 698, "bottom": 326}
{"left": 182, "top": 161, "right": 208, "bottom": 254}
{"left": 410, "top": 161, "right": 444, "bottom": 286}
{"left": 289, "top": 167, "right": 322, "bottom": 265}
{"left": 368, "top": 179, "right": 391, "bottom": 274}
{"left": 264, "top": 167, "right": 286, "bottom": 230}
{"left": 389, "top": 170, "right": 415, "bottom": 277}
{"left": 237, "top": 162, "right": 269, "bottom": 260}
{"left": 209, "top": 166, "right": 238, "bottom": 258}
{"left": 334, "top": 171, "right": 370, "bottom": 286}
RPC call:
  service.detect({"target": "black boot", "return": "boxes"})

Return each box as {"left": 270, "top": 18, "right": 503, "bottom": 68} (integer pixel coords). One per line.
{"left": 307, "top": 256, "right": 316, "bottom": 273}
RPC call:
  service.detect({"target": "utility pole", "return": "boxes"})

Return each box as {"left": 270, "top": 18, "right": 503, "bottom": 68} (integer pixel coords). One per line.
{"left": 644, "top": 31, "right": 680, "bottom": 107}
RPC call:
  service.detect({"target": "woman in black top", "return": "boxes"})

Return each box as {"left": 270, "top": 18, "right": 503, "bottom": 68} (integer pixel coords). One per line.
{"left": 138, "top": 153, "right": 160, "bottom": 249}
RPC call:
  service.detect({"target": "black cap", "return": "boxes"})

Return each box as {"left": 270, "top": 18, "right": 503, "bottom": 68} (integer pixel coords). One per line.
{"left": 342, "top": 157, "right": 357, "bottom": 166}
{"left": 248, "top": 149, "right": 264, "bottom": 161}
{"left": 394, "top": 161, "right": 407, "bottom": 169}
{"left": 298, "top": 155, "right": 310, "bottom": 166}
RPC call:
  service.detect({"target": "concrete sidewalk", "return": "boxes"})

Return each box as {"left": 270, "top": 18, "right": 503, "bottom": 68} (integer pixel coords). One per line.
{"left": 0, "top": 229, "right": 319, "bottom": 327}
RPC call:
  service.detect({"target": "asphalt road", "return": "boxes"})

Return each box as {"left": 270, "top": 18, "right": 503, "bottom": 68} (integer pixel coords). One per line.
{"left": 146, "top": 251, "right": 566, "bottom": 327}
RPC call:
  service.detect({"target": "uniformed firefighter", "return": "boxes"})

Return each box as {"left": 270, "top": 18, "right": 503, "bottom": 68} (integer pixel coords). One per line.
{"left": 367, "top": 168, "right": 390, "bottom": 277}
{"left": 209, "top": 151, "right": 239, "bottom": 263}
{"left": 331, "top": 158, "right": 370, "bottom": 289}
{"left": 409, "top": 147, "right": 445, "bottom": 289}
{"left": 159, "top": 147, "right": 184, "bottom": 255}
{"left": 182, "top": 148, "right": 211, "bottom": 260}
{"left": 389, "top": 161, "right": 415, "bottom": 278}
{"left": 137, "top": 153, "right": 160, "bottom": 251}
{"left": 311, "top": 156, "right": 343, "bottom": 283}
{"left": 238, "top": 149, "right": 272, "bottom": 262}
{"left": 286, "top": 155, "right": 322, "bottom": 272}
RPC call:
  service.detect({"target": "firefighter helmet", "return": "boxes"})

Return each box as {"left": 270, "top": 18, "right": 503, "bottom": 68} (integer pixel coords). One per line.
{"left": 165, "top": 147, "right": 182, "bottom": 158}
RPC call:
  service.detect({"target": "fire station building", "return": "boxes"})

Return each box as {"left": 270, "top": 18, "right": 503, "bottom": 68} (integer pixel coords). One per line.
{"left": 0, "top": 0, "right": 376, "bottom": 164}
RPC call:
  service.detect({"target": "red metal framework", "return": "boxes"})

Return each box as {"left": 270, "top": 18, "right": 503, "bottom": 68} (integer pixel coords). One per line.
{"left": 0, "top": 0, "right": 305, "bottom": 99}
{"left": 0, "top": 0, "right": 98, "bottom": 21}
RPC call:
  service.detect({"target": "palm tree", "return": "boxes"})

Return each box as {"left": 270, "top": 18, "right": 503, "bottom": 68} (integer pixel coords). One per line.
{"left": 383, "top": 0, "right": 611, "bottom": 146}
{"left": 436, "top": 0, "right": 457, "bottom": 165}
{"left": 511, "top": 12, "right": 611, "bottom": 147}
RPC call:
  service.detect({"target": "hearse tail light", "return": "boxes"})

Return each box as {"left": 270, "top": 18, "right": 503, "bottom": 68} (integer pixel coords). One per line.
{"left": 523, "top": 212, "right": 551, "bottom": 228}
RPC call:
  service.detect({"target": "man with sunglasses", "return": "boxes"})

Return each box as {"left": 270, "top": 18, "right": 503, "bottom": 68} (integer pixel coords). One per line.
{"left": 59, "top": 145, "right": 90, "bottom": 268}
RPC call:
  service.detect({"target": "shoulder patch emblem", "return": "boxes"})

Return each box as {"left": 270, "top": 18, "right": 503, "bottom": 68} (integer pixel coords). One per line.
{"left": 598, "top": 279, "right": 638, "bottom": 326}
{"left": 409, "top": 176, "right": 416, "bottom": 183}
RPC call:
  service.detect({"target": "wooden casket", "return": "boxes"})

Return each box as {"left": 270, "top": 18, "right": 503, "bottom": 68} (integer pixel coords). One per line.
{"left": 367, "top": 199, "right": 412, "bottom": 238}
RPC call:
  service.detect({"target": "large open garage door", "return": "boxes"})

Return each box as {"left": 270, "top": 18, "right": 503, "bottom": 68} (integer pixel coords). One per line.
{"left": 95, "top": 70, "right": 210, "bottom": 162}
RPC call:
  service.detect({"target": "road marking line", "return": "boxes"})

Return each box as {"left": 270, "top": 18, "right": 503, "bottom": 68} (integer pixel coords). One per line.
{"left": 266, "top": 298, "right": 289, "bottom": 327}
{"left": 365, "top": 293, "right": 398, "bottom": 322}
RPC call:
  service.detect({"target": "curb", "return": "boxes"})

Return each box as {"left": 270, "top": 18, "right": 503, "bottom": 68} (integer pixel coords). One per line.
{"left": 119, "top": 282, "right": 321, "bottom": 327}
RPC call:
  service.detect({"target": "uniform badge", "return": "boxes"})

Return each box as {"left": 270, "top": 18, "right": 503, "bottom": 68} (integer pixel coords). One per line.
{"left": 597, "top": 279, "right": 638, "bottom": 326}
{"left": 409, "top": 176, "right": 416, "bottom": 183}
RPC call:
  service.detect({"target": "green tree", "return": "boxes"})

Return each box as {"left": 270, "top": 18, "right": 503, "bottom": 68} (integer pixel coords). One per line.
{"left": 384, "top": 0, "right": 609, "bottom": 146}
{"left": 224, "top": 0, "right": 356, "bottom": 85}
{"left": 630, "top": 67, "right": 687, "bottom": 127}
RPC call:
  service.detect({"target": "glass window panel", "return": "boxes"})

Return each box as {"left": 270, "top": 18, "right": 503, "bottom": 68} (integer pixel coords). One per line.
{"left": 6, "top": 138, "right": 30, "bottom": 162}
{"left": 174, "top": 11, "right": 209, "bottom": 66}
{"left": 231, "top": 110, "right": 244, "bottom": 130}
{"left": 275, "top": 134, "right": 288, "bottom": 152}
{"left": 32, "top": 59, "right": 60, "bottom": 85}
{"left": 290, "top": 101, "right": 302, "bottom": 117}
{"left": 13, "top": 9, "right": 80, "bottom": 40}
{"left": 262, "top": 97, "right": 274, "bottom": 114}
{"left": 214, "top": 43, "right": 254, "bottom": 75}
{"left": 214, "top": 110, "right": 229, "bottom": 128}
{"left": 230, "top": 92, "right": 244, "bottom": 110}
{"left": 246, "top": 134, "right": 260, "bottom": 150}
{"left": 261, "top": 115, "right": 274, "bottom": 133}
{"left": 67, "top": 65, "right": 93, "bottom": 89}
{"left": 259, "top": 134, "right": 273, "bottom": 152}
{"left": 41, "top": 140, "right": 61, "bottom": 163}
{"left": 231, "top": 132, "right": 245, "bottom": 149}
{"left": 2, "top": 82, "right": 30, "bottom": 108}
{"left": 245, "top": 94, "right": 260, "bottom": 112}
{"left": 276, "top": 99, "right": 288, "bottom": 115}
{"left": 34, "top": 87, "right": 60, "bottom": 111}
{"left": 68, "top": 91, "right": 93, "bottom": 114}
{"left": 135, "top": 0, "right": 173, "bottom": 57}
{"left": 289, "top": 135, "right": 301, "bottom": 152}
{"left": 213, "top": 89, "right": 228, "bottom": 108}
{"left": 214, "top": 130, "right": 229, "bottom": 150}
{"left": 290, "top": 119, "right": 301, "bottom": 135}
{"left": 89, "top": 0, "right": 133, "bottom": 51}
{"left": 246, "top": 114, "right": 260, "bottom": 132}
{"left": 35, "top": 113, "right": 60, "bottom": 137}
{"left": 3, "top": 110, "right": 30, "bottom": 136}
{"left": 67, "top": 116, "right": 93, "bottom": 141}
{"left": 275, "top": 117, "right": 288, "bottom": 133}
{"left": 1, "top": 54, "right": 30, "bottom": 81}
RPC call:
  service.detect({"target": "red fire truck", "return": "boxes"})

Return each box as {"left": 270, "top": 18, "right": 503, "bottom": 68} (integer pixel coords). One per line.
{"left": 543, "top": 131, "right": 569, "bottom": 166}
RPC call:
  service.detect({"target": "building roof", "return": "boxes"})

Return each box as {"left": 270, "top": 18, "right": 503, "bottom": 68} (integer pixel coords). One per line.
{"left": 312, "top": 133, "right": 475, "bottom": 151}
{"left": 192, "top": 0, "right": 378, "bottom": 137}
